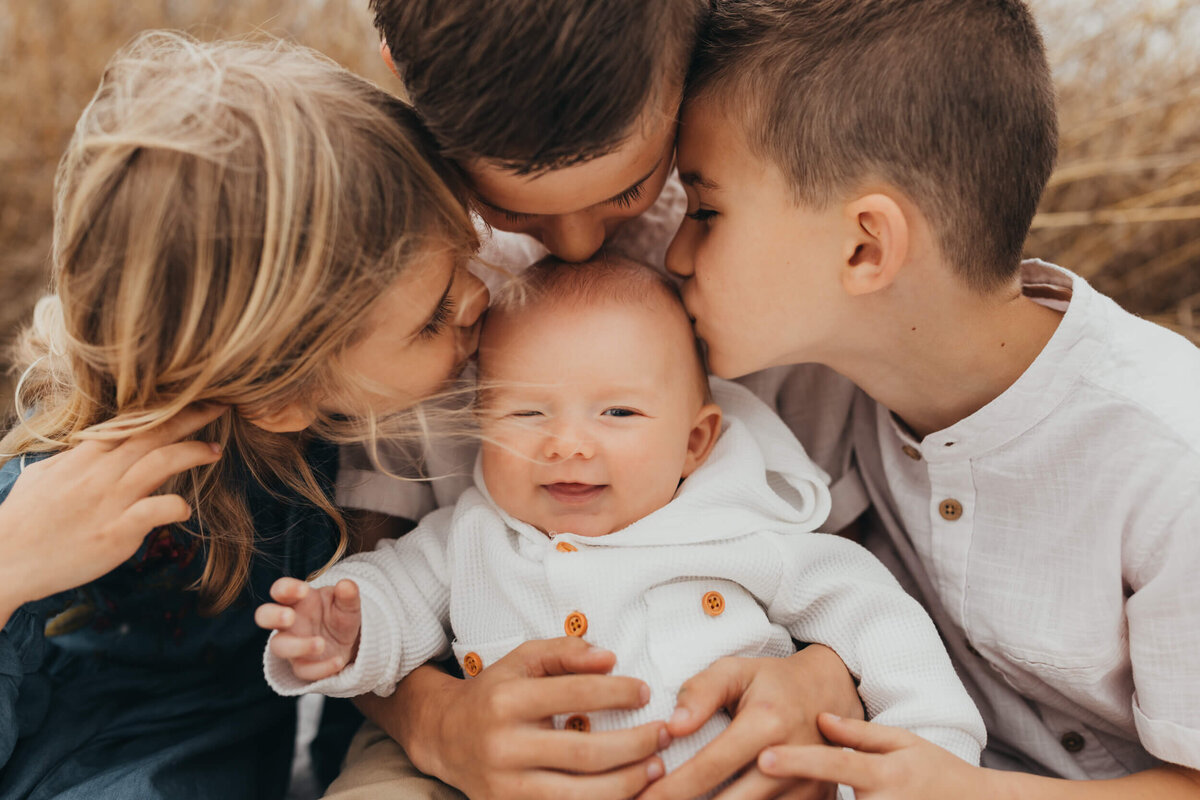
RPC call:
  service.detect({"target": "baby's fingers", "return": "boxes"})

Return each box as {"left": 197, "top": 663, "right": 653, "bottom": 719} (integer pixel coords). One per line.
{"left": 269, "top": 577, "right": 310, "bottom": 605}
{"left": 255, "top": 603, "right": 297, "bottom": 631}
{"left": 269, "top": 632, "right": 327, "bottom": 661}
{"left": 289, "top": 653, "right": 353, "bottom": 683}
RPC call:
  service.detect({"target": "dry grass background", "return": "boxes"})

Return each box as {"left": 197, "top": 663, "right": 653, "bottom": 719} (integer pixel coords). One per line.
{"left": 1, "top": 0, "right": 1198, "bottom": 416}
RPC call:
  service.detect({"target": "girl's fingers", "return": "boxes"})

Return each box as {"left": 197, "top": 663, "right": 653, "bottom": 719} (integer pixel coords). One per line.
{"left": 269, "top": 632, "right": 326, "bottom": 660}
{"left": 118, "top": 440, "right": 222, "bottom": 499}
{"left": 816, "top": 713, "right": 913, "bottom": 753}
{"left": 758, "top": 745, "right": 879, "bottom": 791}
{"left": 522, "top": 721, "right": 668, "bottom": 773}
{"left": 269, "top": 577, "right": 310, "bottom": 604}
{"left": 120, "top": 494, "right": 193, "bottom": 537}
{"left": 254, "top": 603, "right": 296, "bottom": 631}
{"left": 110, "top": 403, "right": 227, "bottom": 472}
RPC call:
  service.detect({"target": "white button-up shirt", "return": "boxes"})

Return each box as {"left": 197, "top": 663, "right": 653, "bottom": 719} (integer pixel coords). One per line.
{"left": 851, "top": 261, "right": 1200, "bottom": 777}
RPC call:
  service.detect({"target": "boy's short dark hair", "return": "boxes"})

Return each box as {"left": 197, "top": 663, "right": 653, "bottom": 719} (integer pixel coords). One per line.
{"left": 688, "top": 0, "right": 1058, "bottom": 289}
{"left": 370, "top": 0, "right": 705, "bottom": 174}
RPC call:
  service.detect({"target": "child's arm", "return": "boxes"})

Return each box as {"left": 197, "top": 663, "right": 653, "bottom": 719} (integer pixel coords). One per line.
{"left": 758, "top": 713, "right": 1200, "bottom": 800}
{"left": 255, "top": 577, "right": 362, "bottom": 682}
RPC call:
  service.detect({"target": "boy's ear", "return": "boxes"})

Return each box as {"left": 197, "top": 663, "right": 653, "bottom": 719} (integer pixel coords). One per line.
{"left": 841, "top": 193, "right": 910, "bottom": 296}
{"left": 379, "top": 40, "right": 401, "bottom": 80}
{"left": 240, "top": 403, "right": 314, "bottom": 433}
{"left": 681, "top": 403, "right": 723, "bottom": 478}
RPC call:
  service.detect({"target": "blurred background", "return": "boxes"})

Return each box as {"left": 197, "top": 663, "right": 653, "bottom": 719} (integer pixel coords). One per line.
{"left": 1, "top": 0, "right": 1199, "bottom": 417}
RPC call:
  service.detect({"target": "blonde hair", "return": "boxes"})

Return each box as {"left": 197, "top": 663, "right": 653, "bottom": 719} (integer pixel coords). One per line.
{"left": 2, "top": 32, "right": 478, "bottom": 613}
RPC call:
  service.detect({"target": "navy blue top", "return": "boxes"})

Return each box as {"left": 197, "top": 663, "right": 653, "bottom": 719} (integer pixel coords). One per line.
{"left": 0, "top": 440, "right": 340, "bottom": 800}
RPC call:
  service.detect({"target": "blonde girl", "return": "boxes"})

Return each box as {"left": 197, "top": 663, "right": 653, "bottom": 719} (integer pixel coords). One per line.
{"left": 0, "top": 32, "right": 485, "bottom": 799}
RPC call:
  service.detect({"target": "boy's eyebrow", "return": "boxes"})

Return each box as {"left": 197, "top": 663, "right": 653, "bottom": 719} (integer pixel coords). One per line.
{"left": 679, "top": 171, "right": 719, "bottom": 191}
{"left": 477, "top": 159, "right": 663, "bottom": 217}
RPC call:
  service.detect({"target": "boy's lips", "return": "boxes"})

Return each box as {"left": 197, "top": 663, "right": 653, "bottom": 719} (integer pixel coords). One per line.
{"left": 542, "top": 482, "right": 606, "bottom": 505}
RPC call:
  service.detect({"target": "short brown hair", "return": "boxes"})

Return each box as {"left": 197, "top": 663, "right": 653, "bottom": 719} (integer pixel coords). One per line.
{"left": 371, "top": 0, "right": 706, "bottom": 174}
{"left": 688, "top": 0, "right": 1058, "bottom": 289}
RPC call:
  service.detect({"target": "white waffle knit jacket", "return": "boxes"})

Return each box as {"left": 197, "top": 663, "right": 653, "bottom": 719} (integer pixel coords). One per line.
{"left": 266, "top": 380, "right": 985, "bottom": 771}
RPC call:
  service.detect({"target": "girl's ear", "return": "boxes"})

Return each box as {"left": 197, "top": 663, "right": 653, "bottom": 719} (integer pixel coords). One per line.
{"left": 841, "top": 192, "right": 910, "bottom": 296}
{"left": 240, "top": 403, "right": 314, "bottom": 433}
{"left": 379, "top": 40, "right": 401, "bottom": 79}
{"left": 681, "top": 403, "right": 723, "bottom": 478}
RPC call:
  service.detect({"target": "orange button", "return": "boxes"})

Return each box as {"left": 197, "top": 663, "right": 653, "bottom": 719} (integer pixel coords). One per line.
{"left": 556, "top": 541, "right": 577, "bottom": 552}
{"left": 939, "top": 499, "right": 964, "bottom": 521}
{"left": 564, "top": 611, "right": 588, "bottom": 637}
{"left": 702, "top": 591, "right": 725, "bottom": 616}
{"left": 902, "top": 445, "right": 922, "bottom": 461}
{"left": 565, "top": 714, "right": 591, "bottom": 732}
{"left": 462, "top": 652, "right": 482, "bottom": 677}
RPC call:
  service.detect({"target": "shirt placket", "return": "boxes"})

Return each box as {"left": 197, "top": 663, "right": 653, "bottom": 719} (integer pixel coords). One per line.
{"left": 924, "top": 456, "right": 976, "bottom": 631}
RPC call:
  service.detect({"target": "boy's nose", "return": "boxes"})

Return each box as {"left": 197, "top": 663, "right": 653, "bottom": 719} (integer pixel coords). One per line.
{"left": 664, "top": 226, "right": 695, "bottom": 278}
{"left": 540, "top": 214, "right": 606, "bottom": 263}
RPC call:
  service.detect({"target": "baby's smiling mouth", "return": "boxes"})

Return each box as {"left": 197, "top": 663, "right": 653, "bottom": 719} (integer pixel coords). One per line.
{"left": 542, "top": 482, "right": 607, "bottom": 504}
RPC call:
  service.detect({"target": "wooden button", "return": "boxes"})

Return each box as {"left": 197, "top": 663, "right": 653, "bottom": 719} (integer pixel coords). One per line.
{"left": 462, "top": 652, "right": 482, "bottom": 677}
{"left": 555, "top": 541, "right": 577, "bottom": 552}
{"left": 939, "top": 499, "right": 963, "bottom": 521}
{"left": 702, "top": 591, "right": 725, "bottom": 616}
{"left": 901, "top": 445, "right": 921, "bottom": 461}
{"left": 1060, "top": 731, "right": 1085, "bottom": 753}
{"left": 564, "top": 611, "right": 588, "bottom": 637}
{"left": 565, "top": 714, "right": 591, "bottom": 732}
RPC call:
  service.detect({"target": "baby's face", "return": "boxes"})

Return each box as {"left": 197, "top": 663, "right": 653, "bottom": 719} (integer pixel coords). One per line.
{"left": 478, "top": 299, "right": 706, "bottom": 537}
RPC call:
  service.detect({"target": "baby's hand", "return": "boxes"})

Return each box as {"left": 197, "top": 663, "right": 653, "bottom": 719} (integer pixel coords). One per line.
{"left": 255, "top": 577, "right": 361, "bottom": 682}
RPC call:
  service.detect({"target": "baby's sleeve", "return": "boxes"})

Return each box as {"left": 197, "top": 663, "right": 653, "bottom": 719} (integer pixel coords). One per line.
{"left": 767, "top": 532, "right": 986, "bottom": 764}
{"left": 1126, "top": 491, "right": 1200, "bottom": 769}
{"left": 264, "top": 505, "right": 457, "bottom": 698}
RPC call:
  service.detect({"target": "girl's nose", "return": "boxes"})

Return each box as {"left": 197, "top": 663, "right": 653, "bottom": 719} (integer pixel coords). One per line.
{"left": 456, "top": 271, "right": 489, "bottom": 328}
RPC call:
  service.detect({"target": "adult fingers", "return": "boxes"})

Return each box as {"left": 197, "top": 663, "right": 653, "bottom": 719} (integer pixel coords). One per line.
{"left": 666, "top": 657, "right": 748, "bottom": 736}
{"left": 119, "top": 440, "right": 222, "bottom": 499}
{"left": 119, "top": 494, "right": 193, "bottom": 538}
{"left": 506, "top": 636, "right": 619, "bottom": 679}
{"left": 507, "top": 758, "right": 664, "bottom": 800}
{"left": 815, "top": 713, "right": 914, "bottom": 754}
{"left": 110, "top": 403, "right": 227, "bottom": 472}
{"left": 521, "top": 721, "right": 669, "bottom": 773}
{"left": 715, "top": 769, "right": 836, "bottom": 800}
{"left": 491, "top": 672, "right": 651, "bottom": 721}
{"left": 757, "top": 745, "right": 881, "bottom": 791}
{"left": 254, "top": 603, "right": 297, "bottom": 631}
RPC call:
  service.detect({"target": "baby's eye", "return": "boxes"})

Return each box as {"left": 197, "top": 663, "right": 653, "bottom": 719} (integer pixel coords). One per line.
{"left": 602, "top": 408, "right": 637, "bottom": 418}
{"left": 685, "top": 208, "right": 717, "bottom": 223}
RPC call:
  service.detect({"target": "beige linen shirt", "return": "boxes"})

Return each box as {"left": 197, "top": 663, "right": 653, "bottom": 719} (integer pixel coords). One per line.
{"left": 854, "top": 260, "right": 1200, "bottom": 777}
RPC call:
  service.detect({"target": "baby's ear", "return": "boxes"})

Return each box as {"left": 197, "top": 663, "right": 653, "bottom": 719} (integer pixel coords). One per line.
{"left": 681, "top": 403, "right": 723, "bottom": 478}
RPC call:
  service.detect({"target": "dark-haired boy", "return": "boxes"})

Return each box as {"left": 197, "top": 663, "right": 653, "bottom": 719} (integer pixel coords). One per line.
{"left": 661, "top": 0, "right": 1200, "bottom": 797}
{"left": 330, "top": 2, "right": 868, "bottom": 799}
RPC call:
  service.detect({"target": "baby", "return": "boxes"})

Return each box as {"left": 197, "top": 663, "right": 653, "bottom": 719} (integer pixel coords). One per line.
{"left": 258, "top": 256, "right": 985, "bottom": 777}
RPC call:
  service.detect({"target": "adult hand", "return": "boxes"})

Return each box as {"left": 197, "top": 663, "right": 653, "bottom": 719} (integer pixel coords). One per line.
{"left": 0, "top": 404, "right": 226, "bottom": 624}
{"left": 640, "top": 645, "right": 863, "bottom": 800}
{"left": 256, "top": 577, "right": 362, "bottom": 681}
{"left": 367, "top": 636, "right": 670, "bottom": 800}
{"left": 758, "top": 713, "right": 987, "bottom": 799}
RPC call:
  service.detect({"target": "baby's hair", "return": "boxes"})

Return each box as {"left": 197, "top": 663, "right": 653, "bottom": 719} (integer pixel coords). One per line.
{"left": 1, "top": 32, "right": 477, "bottom": 613}
{"left": 370, "top": 0, "right": 707, "bottom": 174}
{"left": 485, "top": 254, "right": 711, "bottom": 403}
{"left": 687, "top": 0, "right": 1058, "bottom": 290}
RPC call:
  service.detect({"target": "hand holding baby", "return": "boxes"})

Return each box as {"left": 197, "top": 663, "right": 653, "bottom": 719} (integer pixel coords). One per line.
{"left": 255, "top": 576, "right": 363, "bottom": 682}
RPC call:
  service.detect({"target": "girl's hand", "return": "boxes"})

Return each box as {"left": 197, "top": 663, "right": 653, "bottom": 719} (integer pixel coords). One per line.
{"left": 640, "top": 645, "right": 861, "bottom": 800}
{"left": 369, "top": 636, "right": 670, "bottom": 800}
{"left": 0, "top": 403, "right": 226, "bottom": 624}
{"left": 758, "top": 713, "right": 987, "bottom": 799}
{"left": 255, "top": 577, "right": 362, "bottom": 681}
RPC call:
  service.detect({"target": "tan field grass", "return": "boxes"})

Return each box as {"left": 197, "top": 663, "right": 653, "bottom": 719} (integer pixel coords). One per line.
{"left": 1, "top": 0, "right": 1198, "bottom": 416}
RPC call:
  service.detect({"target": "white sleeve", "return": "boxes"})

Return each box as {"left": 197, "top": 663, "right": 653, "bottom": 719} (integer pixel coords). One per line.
{"left": 264, "top": 506, "right": 457, "bottom": 698}
{"left": 766, "top": 532, "right": 986, "bottom": 764}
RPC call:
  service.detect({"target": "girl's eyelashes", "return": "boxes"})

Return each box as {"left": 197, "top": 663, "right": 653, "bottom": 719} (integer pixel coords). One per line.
{"left": 608, "top": 181, "right": 646, "bottom": 210}
{"left": 417, "top": 294, "right": 456, "bottom": 340}
{"left": 685, "top": 208, "right": 717, "bottom": 222}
